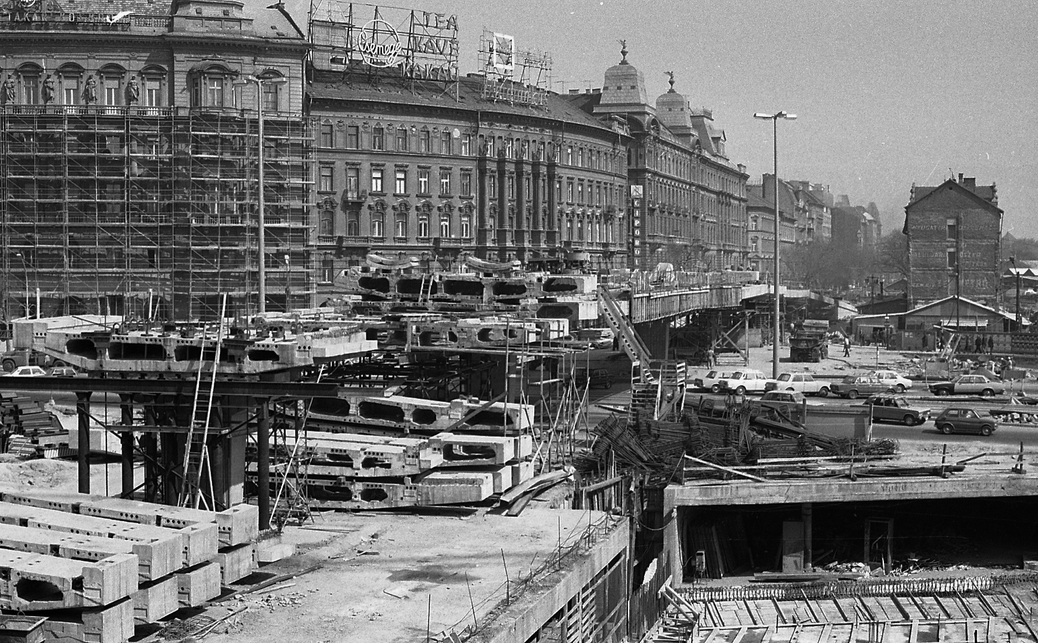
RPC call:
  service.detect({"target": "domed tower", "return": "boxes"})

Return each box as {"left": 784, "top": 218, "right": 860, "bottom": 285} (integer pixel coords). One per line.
{"left": 654, "top": 72, "right": 698, "bottom": 147}
{"left": 593, "top": 41, "right": 654, "bottom": 121}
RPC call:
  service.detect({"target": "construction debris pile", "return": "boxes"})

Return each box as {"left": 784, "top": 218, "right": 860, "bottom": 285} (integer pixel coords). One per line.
{"left": 583, "top": 401, "right": 900, "bottom": 486}
{"left": 0, "top": 393, "right": 67, "bottom": 459}
{"left": 0, "top": 486, "right": 258, "bottom": 643}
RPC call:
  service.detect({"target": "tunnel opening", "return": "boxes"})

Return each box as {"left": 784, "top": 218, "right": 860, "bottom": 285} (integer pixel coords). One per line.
{"left": 360, "top": 488, "right": 389, "bottom": 503}
{"left": 542, "top": 277, "right": 579, "bottom": 293}
{"left": 411, "top": 408, "right": 438, "bottom": 425}
{"left": 361, "top": 456, "right": 392, "bottom": 470}
{"left": 443, "top": 280, "right": 484, "bottom": 297}
{"left": 358, "top": 276, "right": 391, "bottom": 293}
{"left": 466, "top": 411, "right": 511, "bottom": 429}
{"left": 536, "top": 305, "right": 574, "bottom": 319}
{"left": 443, "top": 444, "right": 497, "bottom": 461}
{"left": 678, "top": 497, "right": 1038, "bottom": 582}
{"left": 358, "top": 402, "right": 405, "bottom": 423}
{"left": 16, "top": 578, "right": 63, "bottom": 603}
{"left": 65, "top": 338, "right": 98, "bottom": 360}
{"left": 492, "top": 282, "right": 527, "bottom": 297}
{"left": 110, "top": 342, "right": 168, "bottom": 360}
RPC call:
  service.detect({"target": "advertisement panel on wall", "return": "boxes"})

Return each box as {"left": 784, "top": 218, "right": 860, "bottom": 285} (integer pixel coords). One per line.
{"left": 309, "top": 1, "right": 459, "bottom": 85}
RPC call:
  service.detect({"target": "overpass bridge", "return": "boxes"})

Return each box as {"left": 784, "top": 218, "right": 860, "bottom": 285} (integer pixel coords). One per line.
{"left": 623, "top": 273, "right": 840, "bottom": 360}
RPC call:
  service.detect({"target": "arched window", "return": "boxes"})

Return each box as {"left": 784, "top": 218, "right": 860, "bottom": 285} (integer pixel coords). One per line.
{"left": 189, "top": 63, "right": 233, "bottom": 108}
{"left": 17, "top": 63, "right": 43, "bottom": 104}
{"left": 320, "top": 209, "right": 334, "bottom": 236}
{"left": 57, "top": 63, "right": 84, "bottom": 105}
{"left": 140, "top": 65, "right": 166, "bottom": 107}
{"left": 439, "top": 213, "right": 451, "bottom": 237}
{"left": 99, "top": 64, "right": 126, "bottom": 107}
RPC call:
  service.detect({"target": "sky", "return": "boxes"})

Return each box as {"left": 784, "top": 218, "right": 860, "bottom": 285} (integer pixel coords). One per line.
{"left": 304, "top": 0, "right": 1038, "bottom": 237}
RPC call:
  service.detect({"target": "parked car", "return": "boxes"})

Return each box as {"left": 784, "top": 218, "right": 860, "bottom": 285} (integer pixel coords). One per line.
{"left": 933, "top": 407, "right": 999, "bottom": 436}
{"left": 574, "top": 328, "right": 615, "bottom": 350}
{"left": 760, "top": 390, "right": 807, "bottom": 405}
{"left": 691, "top": 370, "right": 734, "bottom": 393}
{"left": 570, "top": 367, "right": 613, "bottom": 389}
{"left": 5, "top": 365, "right": 47, "bottom": 377}
{"left": 858, "top": 395, "right": 931, "bottom": 426}
{"left": 865, "top": 369, "right": 914, "bottom": 393}
{"left": 765, "top": 372, "right": 831, "bottom": 397}
{"left": 928, "top": 374, "right": 1006, "bottom": 397}
{"left": 719, "top": 369, "right": 770, "bottom": 395}
{"left": 830, "top": 375, "right": 893, "bottom": 399}
{"left": 48, "top": 366, "right": 79, "bottom": 378}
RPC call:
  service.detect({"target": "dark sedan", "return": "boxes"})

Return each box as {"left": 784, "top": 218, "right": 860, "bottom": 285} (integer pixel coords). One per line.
{"left": 858, "top": 395, "right": 930, "bottom": 426}
{"left": 830, "top": 376, "right": 893, "bottom": 400}
{"left": 933, "top": 408, "right": 999, "bottom": 436}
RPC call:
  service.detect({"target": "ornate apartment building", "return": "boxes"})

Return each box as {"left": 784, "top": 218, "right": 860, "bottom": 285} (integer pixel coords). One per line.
{"left": 569, "top": 46, "right": 749, "bottom": 272}
{"left": 0, "top": 0, "right": 313, "bottom": 320}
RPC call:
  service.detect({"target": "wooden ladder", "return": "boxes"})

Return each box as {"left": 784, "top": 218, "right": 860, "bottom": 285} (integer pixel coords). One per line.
{"left": 178, "top": 294, "right": 227, "bottom": 510}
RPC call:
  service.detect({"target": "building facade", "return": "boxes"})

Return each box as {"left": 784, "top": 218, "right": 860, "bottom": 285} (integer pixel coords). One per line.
{"left": 570, "top": 48, "right": 749, "bottom": 272}
{"left": 903, "top": 175, "right": 1003, "bottom": 306}
{"left": 308, "top": 72, "right": 630, "bottom": 291}
{"left": 0, "top": 0, "right": 313, "bottom": 320}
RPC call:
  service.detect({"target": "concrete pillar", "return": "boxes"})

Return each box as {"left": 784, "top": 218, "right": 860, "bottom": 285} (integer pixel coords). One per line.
{"left": 257, "top": 400, "right": 271, "bottom": 531}
{"left": 76, "top": 391, "right": 91, "bottom": 494}
{"left": 802, "top": 503, "right": 813, "bottom": 569}
{"left": 120, "top": 394, "right": 134, "bottom": 498}
{"left": 143, "top": 404, "right": 158, "bottom": 502}
{"left": 161, "top": 432, "right": 178, "bottom": 504}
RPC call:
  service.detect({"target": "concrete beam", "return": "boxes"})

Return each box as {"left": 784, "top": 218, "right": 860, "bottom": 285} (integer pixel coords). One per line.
{"left": 664, "top": 473, "right": 1038, "bottom": 510}
{"left": 0, "top": 549, "right": 137, "bottom": 610}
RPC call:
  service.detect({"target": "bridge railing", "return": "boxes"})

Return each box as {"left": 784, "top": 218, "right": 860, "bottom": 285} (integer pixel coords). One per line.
{"left": 615, "top": 270, "right": 762, "bottom": 295}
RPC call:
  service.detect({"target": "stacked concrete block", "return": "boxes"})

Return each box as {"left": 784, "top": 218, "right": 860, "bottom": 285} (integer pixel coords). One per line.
{"left": 0, "top": 490, "right": 261, "bottom": 642}
{"left": 176, "top": 562, "right": 222, "bottom": 607}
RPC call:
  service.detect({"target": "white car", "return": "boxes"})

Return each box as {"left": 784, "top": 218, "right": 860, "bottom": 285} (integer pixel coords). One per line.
{"left": 719, "top": 369, "right": 770, "bottom": 395}
{"left": 690, "top": 370, "right": 734, "bottom": 393}
{"left": 6, "top": 365, "right": 47, "bottom": 377}
{"left": 865, "top": 369, "right": 913, "bottom": 393}
{"left": 765, "top": 372, "right": 832, "bottom": 397}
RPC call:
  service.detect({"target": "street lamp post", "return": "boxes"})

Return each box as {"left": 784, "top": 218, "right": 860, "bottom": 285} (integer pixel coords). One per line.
{"left": 241, "top": 74, "right": 288, "bottom": 315}
{"left": 1010, "top": 256, "right": 1021, "bottom": 326}
{"left": 754, "top": 111, "right": 796, "bottom": 378}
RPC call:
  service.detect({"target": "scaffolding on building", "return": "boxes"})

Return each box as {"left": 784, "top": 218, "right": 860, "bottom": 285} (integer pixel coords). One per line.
{"left": 0, "top": 105, "right": 315, "bottom": 322}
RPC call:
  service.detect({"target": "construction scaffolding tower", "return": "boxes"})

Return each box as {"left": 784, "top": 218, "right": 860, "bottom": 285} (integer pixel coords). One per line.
{"left": 0, "top": 105, "right": 315, "bottom": 322}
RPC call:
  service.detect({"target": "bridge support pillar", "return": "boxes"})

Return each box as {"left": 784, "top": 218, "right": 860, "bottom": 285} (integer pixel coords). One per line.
{"left": 634, "top": 319, "right": 671, "bottom": 359}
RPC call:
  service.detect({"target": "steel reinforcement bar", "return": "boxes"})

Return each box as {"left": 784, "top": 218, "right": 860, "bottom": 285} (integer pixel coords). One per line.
{"left": 680, "top": 571, "right": 1038, "bottom": 602}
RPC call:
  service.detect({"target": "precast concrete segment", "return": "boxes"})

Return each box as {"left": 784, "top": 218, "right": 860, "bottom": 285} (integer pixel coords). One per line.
{"left": 663, "top": 472, "right": 1038, "bottom": 510}
{"left": 176, "top": 561, "right": 222, "bottom": 607}
{"left": 428, "top": 432, "right": 534, "bottom": 466}
{"left": 302, "top": 433, "right": 436, "bottom": 477}
{"left": 215, "top": 543, "right": 256, "bottom": 585}
{"left": 41, "top": 596, "right": 134, "bottom": 643}
{"left": 343, "top": 394, "right": 536, "bottom": 435}
{"left": 0, "top": 522, "right": 137, "bottom": 567}
{"left": 75, "top": 498, "right": 258, "bottom": 548}
{"left": 131, "top": 576, "right": 180, "bottom": 625}
{"left": 417, "top": 470, "right": 497, "bottom": 505}
{"left": 0, "top": 503, "right": 184, "bottom": 580}
{"left": 0, "top": 549, "right": 137, "bottom": 610}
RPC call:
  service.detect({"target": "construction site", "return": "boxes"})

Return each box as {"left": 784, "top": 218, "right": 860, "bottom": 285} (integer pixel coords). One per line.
{"left": 0, "top": 257, "right": 1035, "bottom": 643}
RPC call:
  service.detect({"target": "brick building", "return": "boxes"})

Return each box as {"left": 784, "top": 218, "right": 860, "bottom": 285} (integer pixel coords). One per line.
{"left": 902, "top": 174, "right": 1003, "bottom": 306}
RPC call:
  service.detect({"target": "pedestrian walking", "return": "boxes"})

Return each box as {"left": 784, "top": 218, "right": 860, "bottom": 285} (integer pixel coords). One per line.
{"left": 843, "top": 336, "right": 851, "bottom": 357}
{"left": 975, "top": 335, "right": 983, "bottom": 353}
{"left": 706, "top": 347, "right": 715, "bottom": 367}
{"left": 987, "top": 335, "right": 994, "bottom": 355}
{"left": 921, "top": 333, "right": 928, "bottom": 351}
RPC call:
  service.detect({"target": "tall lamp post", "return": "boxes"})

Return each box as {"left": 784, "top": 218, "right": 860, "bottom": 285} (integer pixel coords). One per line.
{"left": 1010, "top": 256, "right": 1021, "bottom": 326}
{"left": 240, "top": 74, "right": 287, "bottom": 315}
{"left": 754, "top": 111, "right": 796, "bottom": 378}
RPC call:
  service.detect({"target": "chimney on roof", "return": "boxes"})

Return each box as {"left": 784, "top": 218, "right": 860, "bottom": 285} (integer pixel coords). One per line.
{"left": 964, "top": 176, "right": 976, "bottom": 190}
{"left": 958, "top": 173, "right": 964, "bottom": 184}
